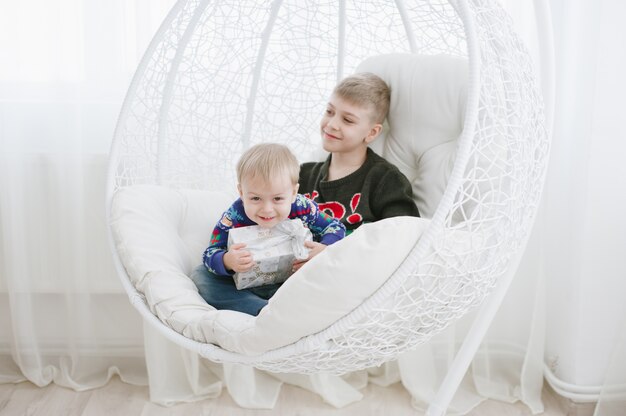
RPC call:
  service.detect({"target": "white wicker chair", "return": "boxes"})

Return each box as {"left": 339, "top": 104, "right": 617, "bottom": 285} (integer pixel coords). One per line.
{"left": 106, "top": 1, "right": 552, "bottom": 414}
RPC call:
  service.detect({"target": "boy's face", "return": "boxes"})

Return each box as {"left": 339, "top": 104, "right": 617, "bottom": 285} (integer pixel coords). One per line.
{"left": 320, "top": 94, "right": 382, "bottom": 155}
{"left": 238, "top": 173, "right": 298, "bottom": 228}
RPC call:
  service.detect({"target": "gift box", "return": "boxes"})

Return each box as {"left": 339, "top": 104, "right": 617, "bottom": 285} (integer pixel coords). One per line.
{"left": 227, "top": 219, "right": 312, "bottom": 289}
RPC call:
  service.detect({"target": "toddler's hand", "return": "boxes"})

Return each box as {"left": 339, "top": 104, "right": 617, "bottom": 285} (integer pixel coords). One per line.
{"left": 292, "top": 241, "right": 326, "bottom": 272}
{"left": 224, "top": 243, "right": 255, "bottom": 273}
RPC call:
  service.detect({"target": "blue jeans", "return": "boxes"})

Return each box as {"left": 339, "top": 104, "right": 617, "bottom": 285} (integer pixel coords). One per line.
{"left": 189, "top": 265, "right": 282, "bottom": 316}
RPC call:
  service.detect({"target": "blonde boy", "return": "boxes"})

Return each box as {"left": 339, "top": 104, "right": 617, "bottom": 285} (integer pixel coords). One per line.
{"left": 190, "top": 143, "right": 345, "bottom": 316}
{"left": 299, "top": 73, "right": 419, "bottom": 239}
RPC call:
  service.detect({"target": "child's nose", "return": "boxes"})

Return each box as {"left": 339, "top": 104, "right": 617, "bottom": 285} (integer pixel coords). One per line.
{"left": 261, "top": 201, "right": 273, "bottom": 212}
{"left": 327, "top": 116, "right": 339, "bottom": 130}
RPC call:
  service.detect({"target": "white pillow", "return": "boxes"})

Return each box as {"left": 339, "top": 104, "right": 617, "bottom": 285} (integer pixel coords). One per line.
{"left": 212, "top": 215, "right": 429, "bottom": 355}
{"left": 110, "top": 185, "right": 430, "bottom": 354}
{"left": 110, "top": 185, "right": 235, "bottom": 340}
{"left": 110, "top": 185, "right": 234, "bottom": 282}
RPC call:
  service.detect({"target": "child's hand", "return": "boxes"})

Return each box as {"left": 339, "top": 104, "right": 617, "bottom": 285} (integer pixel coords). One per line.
{"left": 292, "top": 241, "right": 326, "bottom": 272}
{"left": 223, "top": 243, "right": 255, "bottom": 273}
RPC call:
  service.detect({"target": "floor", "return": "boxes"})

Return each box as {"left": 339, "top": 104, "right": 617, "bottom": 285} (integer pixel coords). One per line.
{"left": 0, "top": 375, "right": 581, "bottom": 416}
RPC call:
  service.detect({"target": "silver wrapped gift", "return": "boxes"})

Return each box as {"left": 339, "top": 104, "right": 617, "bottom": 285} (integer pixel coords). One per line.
{"left": 227, "top": 219, "right": 312, "bottom": 290}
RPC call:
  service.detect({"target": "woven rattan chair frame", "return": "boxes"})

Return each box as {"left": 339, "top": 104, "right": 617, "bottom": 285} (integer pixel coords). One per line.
{"left": 106, "top": 1, "right": 553, "bottom": 414}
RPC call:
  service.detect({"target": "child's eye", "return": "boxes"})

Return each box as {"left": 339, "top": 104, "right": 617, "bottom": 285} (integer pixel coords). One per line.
{"left": 344, "top": 118, "right": 354, "bottom": 124}
{"left": 274, "top": 197, "right": 284, "bottom": 202}
{"left": 325, "top": 109, "right": 333, "bottom": 115}
{"left": 251, "top": 196, "right": 261, "bottom": 201}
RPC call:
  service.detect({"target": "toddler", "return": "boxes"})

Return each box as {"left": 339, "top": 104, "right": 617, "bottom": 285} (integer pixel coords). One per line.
{"left": 190, "top": 143, "right": 345, "bottom": 316}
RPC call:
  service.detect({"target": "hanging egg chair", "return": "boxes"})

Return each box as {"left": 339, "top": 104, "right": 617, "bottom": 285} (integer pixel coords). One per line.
{"left": 106, "top": 0, "right": 551, "bottom": 413}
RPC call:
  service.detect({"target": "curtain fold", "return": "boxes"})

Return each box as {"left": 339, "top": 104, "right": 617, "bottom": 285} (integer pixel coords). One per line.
{"left": 1, "top": 1, "right": 623, "bottom": 414}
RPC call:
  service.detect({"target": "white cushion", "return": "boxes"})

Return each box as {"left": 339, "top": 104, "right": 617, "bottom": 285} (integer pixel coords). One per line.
{"left": 356, "top": 54, "right": 468, "bottom": 218}
{"left": 110, "top": 185, "right": 430, "bottom": 354}
{"left": 214, "top": 214, "right": 429, "bottom": 355}
{"left": 110, "top": 185, "right": 235, "bottom": 341}
{"left": 110, "top": 185, "right": 235, "bottom": 282}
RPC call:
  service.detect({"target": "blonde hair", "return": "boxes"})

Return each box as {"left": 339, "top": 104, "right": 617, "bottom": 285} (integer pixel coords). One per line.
{"left": 333, "top": 72, "right": 390, "bottom": 124}
{"left": 236, "top": 143, "right": 299, "bottom": 185}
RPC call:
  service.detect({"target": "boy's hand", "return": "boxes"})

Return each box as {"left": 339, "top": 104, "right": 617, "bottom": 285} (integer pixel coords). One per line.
{"left": 223, "top": 243, "right": 255, "bottom": 273}
{"left": 292, "top": 241, "right": 326, "bottom": 272}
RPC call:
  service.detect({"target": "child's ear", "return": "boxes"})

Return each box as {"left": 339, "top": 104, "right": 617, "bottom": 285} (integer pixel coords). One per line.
{"left": 292, "top": 183, "right": 299, "bottom": 201}
{"left": 237, "top": 183, "right": 243, "bottom": 197}
{"left": 364, "top": 123, "right": 383, "bottom": 144}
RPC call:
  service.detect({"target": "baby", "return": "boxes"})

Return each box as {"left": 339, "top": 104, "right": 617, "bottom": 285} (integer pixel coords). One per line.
{"left": 190, "top": 143, "right": 346, "bottom": 316}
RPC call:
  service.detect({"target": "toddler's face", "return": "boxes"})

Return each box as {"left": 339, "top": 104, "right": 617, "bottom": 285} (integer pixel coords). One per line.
{"left": 320, "top": 94, "right": 380, "bottom": 154}
{"left": 238, "top": 174, "right": 298, "bottom": 228}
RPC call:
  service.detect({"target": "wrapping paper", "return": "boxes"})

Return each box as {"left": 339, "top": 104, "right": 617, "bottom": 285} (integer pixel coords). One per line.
{"left": 227, "top": 219, "right": 312, "bottom": 289}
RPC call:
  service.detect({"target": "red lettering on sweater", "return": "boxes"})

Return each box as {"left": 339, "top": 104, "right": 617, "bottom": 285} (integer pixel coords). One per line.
{"left": 304, "top": 191, "right": 319, "bottom": 201}
{"left": 318, "top": 201, "right": 346, "bottom": 219}
{"left": 346, "top": 193, "right": 363, "bottom": 224}
{"left": 305, "top": 190, "right": 362, "bottom": 224}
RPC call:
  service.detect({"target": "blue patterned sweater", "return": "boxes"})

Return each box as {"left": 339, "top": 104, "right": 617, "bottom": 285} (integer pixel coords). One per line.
{"left": 203, "top": 194, "right": 346, "bottom": 276}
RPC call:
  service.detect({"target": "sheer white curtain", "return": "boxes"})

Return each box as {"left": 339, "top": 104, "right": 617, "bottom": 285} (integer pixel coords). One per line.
{"left": 544, "top": 0, "right": 626, "bottom": 413}
{"left": 496, "top": 1, "right": 626, "bottom": 413}
{"left": 0, "top": 0, "right": 175, "bottom": 387}
{"left": 504, "top": 0, "right": 626, "bottom": 413}
{"left": 1, "top": 0, "right": 624, "bottom": 414}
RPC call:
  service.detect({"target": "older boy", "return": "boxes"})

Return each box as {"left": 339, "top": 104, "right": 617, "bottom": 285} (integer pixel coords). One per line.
{"left": 298, "top": 73, "right": 419, "bottom": 246}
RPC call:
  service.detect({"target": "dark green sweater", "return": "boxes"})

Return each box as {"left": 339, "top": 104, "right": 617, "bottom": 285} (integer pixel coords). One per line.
{"left": 299, "top": 148, "right": 420, "bottom": 234}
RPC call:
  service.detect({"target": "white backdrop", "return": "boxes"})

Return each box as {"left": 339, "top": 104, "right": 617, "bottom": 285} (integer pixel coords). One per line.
{"left": 1, "top": 1, "right": 624, "bottom": 414}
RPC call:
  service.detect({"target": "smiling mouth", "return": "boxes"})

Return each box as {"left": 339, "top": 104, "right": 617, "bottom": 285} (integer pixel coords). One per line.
{"left": 324, "top": 132, "right": 340, "bottom": 140}
{"left": 259, "top": 216, "right": 275, "bottom": 221}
